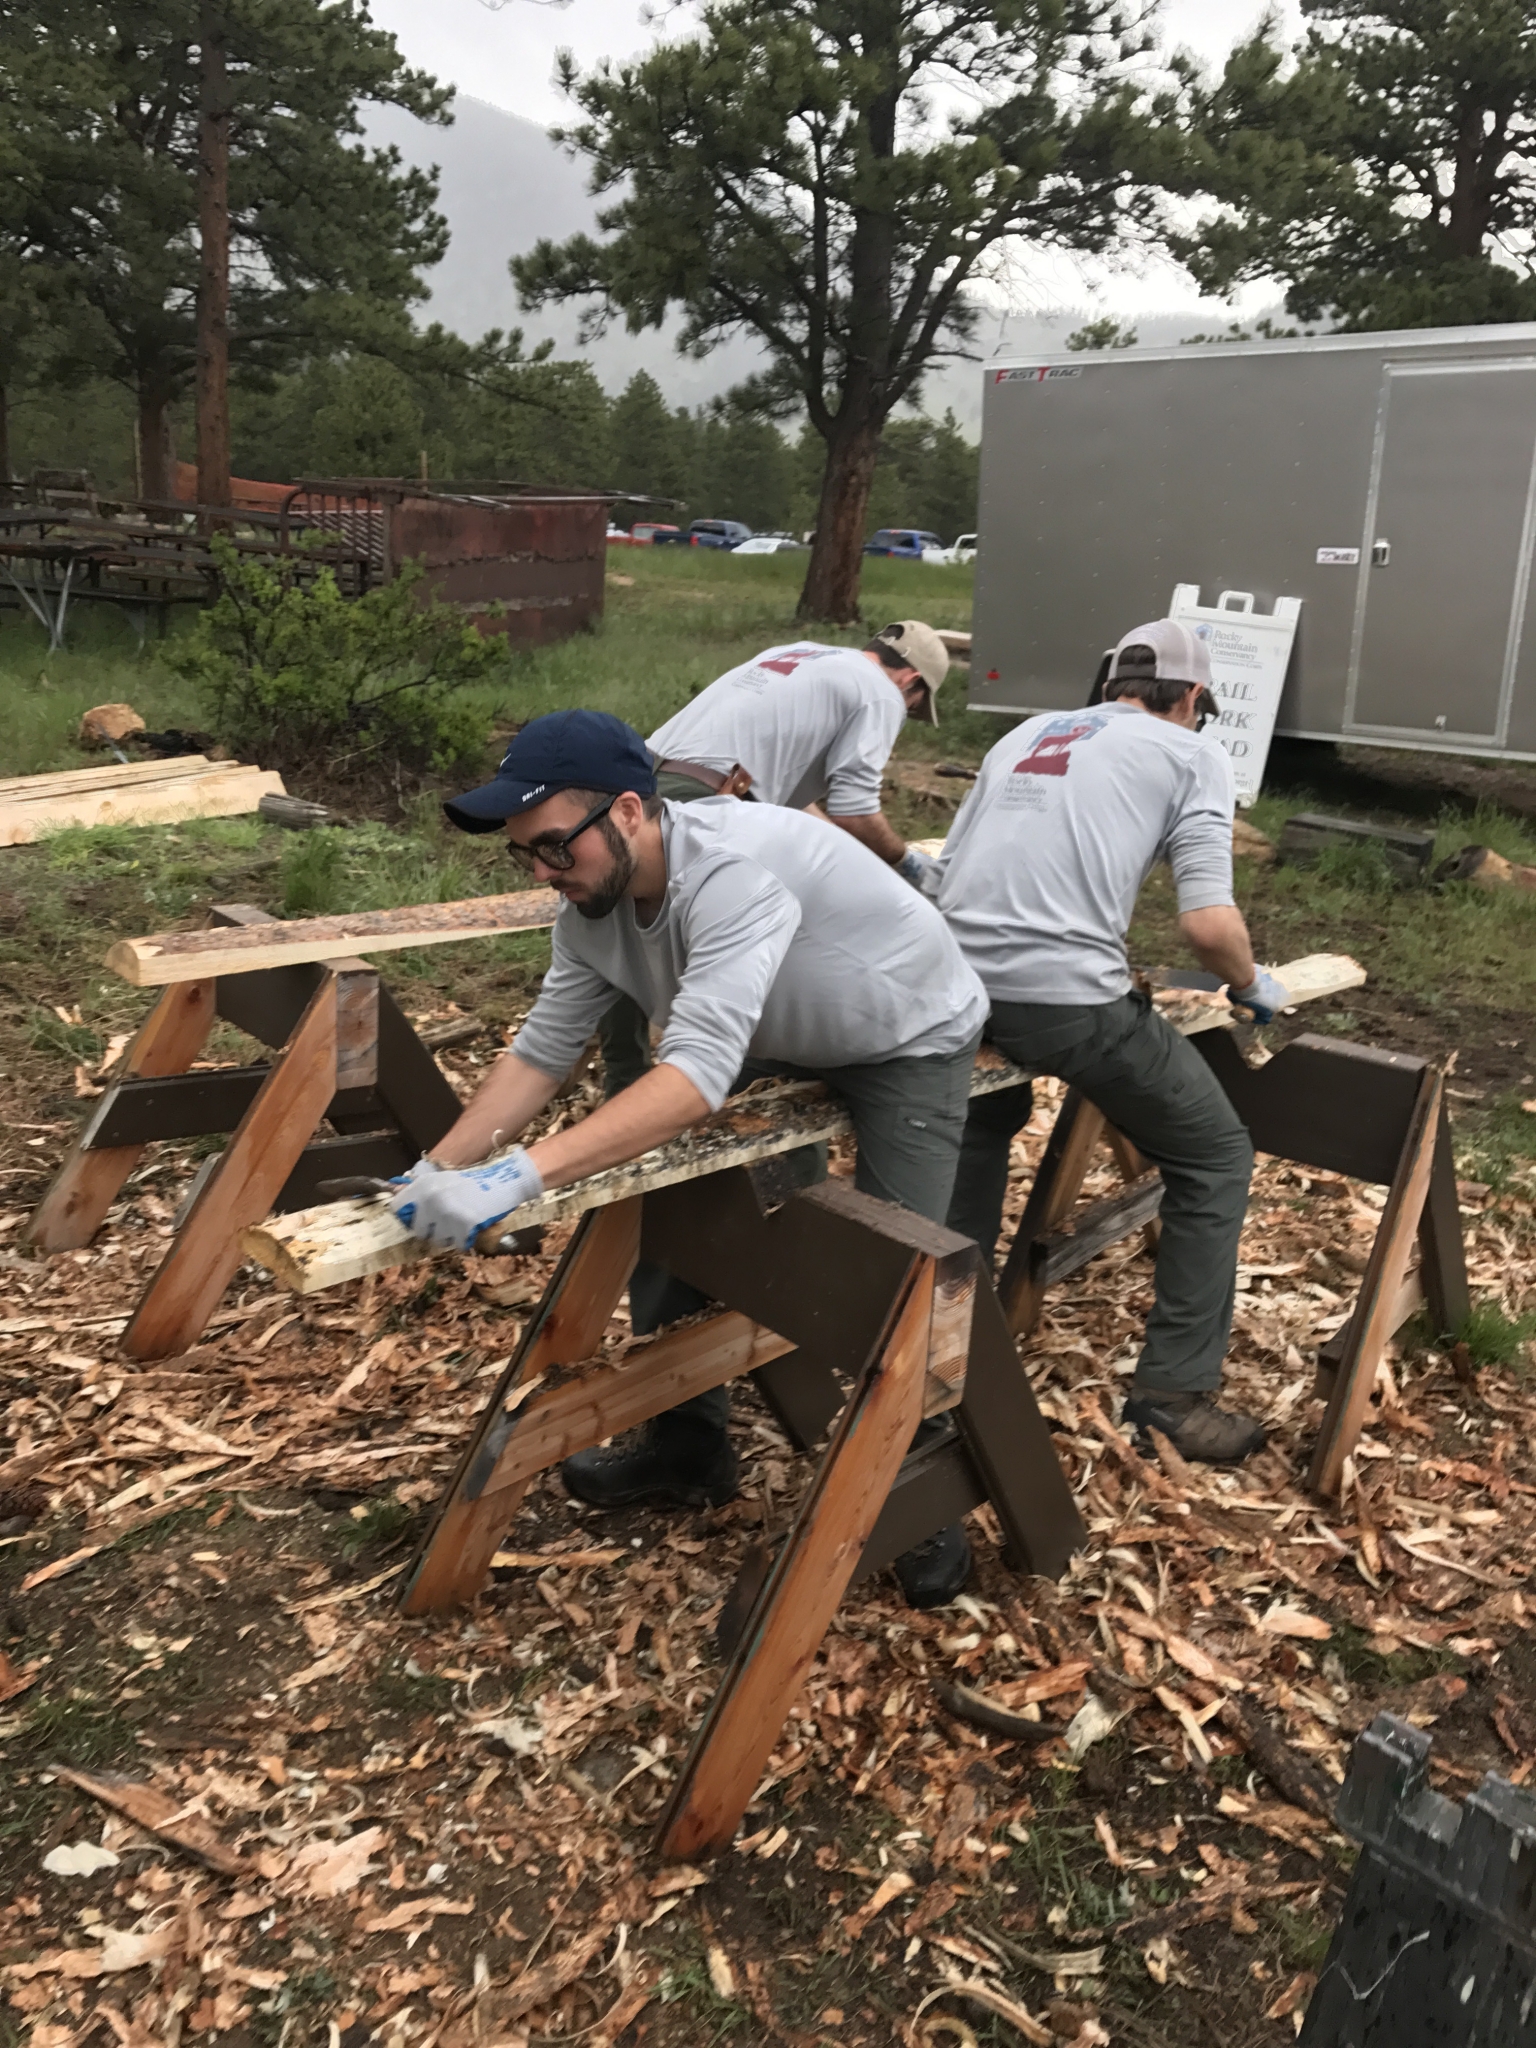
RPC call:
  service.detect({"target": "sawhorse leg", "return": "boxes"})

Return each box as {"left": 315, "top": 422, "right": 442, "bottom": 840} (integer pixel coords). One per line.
{"left": 121, "top": 975, "right": 341, "bottom": 1360}
{"left": 858, "top": 1271, "right": 1086, "bottom": 1583}
{"left": 657, "top": 1261, "right": 936, "bottom": 1859}
{"left": 997, "top": 1090, "right": 1159, "bottom": 1338}
{"left": 1309, "top": 1069, "right": 1445, "bottom": 1496}
{"left": 27, "top": 979, "right": 217, "bottom": 1251}
{"left": 401, "top": 1199, "right": 642, "bottom": 1614}
{"left": 997, "top": 1089, "right": 1106, "bottom": 1335}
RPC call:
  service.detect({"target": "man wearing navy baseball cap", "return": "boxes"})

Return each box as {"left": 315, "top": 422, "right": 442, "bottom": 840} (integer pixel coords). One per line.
{"left": 393, "top": 708, "right": 990, "bottom": 1607}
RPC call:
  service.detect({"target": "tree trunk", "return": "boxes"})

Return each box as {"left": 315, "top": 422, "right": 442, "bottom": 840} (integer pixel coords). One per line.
{"left": 795, "top": 414, "right": 883, "bottom": 625}
{"left": 136, "top": 378, "right": 175, "bottom": 503}
{"left": 197, "top": 2, "right": 232, "bottom": 513}
{"left": 0, "top": 382, "right": 11, "bottom": 490}
{"left": 795, "top": 14, "right": 898, "bottom": 628}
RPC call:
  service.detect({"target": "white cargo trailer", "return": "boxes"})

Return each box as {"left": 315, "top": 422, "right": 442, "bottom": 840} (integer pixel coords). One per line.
{"left": 968, "top": 322, "right": 1536, "bottom": 763}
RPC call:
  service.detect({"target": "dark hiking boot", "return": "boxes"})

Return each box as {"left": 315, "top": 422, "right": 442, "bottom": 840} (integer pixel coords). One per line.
{"left": 560, "top": 1417, "right": 739, "bottom": 1510}
{"left": 893, "top": 1521, "right": 972, "bottom": 1609}
{"left": 1122, "top": 1386, "right": 1266, "bottom": 1464}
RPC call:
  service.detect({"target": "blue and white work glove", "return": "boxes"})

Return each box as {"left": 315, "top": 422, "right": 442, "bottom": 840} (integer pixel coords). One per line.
{"left": 389, "top": 1149, "right": 545, "bottom": 1251}
{"left": 896, "top": 844, "right": 942, "bottom": 896}
{"left": 1228, "top": 969, "right": 1290, "bottom": 1026}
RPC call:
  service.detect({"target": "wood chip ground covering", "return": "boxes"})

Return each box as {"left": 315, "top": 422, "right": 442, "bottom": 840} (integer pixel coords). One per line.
{"left": 3, "top": 1064, "right": 1535, "bottom": 2048}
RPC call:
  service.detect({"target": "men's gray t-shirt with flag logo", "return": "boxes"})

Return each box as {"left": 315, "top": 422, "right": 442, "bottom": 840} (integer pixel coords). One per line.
{"left": 931, "top": 702, "right": 1236, "bottom": 1005}
{"left": 647, "top": 642, "right": 906, "bottom": 815}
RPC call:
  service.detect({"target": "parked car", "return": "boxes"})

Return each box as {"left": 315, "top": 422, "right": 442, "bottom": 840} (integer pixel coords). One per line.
{"left": 629, "top": 521, "right": 680, "bottom": 544}
{"left": 606, "top": 524, "right": 633, "bottom": 544}
{"left": 863, "top": 527, "right": 946, "bottom": 560}
{"left": 654, "top": 518, "right": 753, "bottom": 548}
{"left": 731, "top": 534, "right": 808, "bottom": 555}
{"left": 922, "top": 532, "right": 978, "bottom": 565}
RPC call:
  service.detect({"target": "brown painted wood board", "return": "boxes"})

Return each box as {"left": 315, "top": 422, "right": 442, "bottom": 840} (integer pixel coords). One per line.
{"left": 26, "top": 979, "right": 217, "bottom": 1252}
{"left": 400, "top": 1198, "right": 642, "bottom": 1614}
{"left": 1417, "top": 1103, "right": 1471, "bottom": 1336}
{"left": 957, "top": 1274, "right": 1087, "bottom": 1578}
{"left": 121, "top": 978, "right": 340, "bottom": 1361}
{"left": 998, "top": 1091, "right": 1105, "bottom": 1336}
{"left": 333, "top": 968, "right": 380, "bottom": 1090}
{"left": 1195, "top": 1033, "right": 1426, "bottom": 1185}
{"left": 463, "top": 1312, "right": 795, "bottom": 1498}
{"left": 925, "top": 1253, "right": 978, "bottom": 1413}
{"left": 1036, "top": 1173, "right": 1165, "bottom": 1289}
{"left": 1308, "top": 1067, "right": 1444, "bottom": 1496}
{"left": 107, "top": 885, "right": 562, "bottom": 985}
{"left": 656, "top": 1260, "right": 934, "bottom": 1859}
{"left": 1314, "top": 1265, "right": 1426, "bottom": 1399}
{"left": 857, "top": 1435, "right": 988, "bottom": 1580}
{"left": 0, "top": 766, "right": 284, "bottom": 844}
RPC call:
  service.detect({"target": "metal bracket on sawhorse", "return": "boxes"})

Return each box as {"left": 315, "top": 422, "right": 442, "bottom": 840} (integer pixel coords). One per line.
{"left": 399, "top": 1166, "right": 1085, "bottom": 1858}
{"left": 26, "top": 903, "right": 462, "bottom": 1361}
{"left": 993, "top": 1032, "right": 1469, "bottom": 1498}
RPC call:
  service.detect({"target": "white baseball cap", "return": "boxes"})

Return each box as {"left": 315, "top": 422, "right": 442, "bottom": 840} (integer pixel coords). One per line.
{"left": 1107, "top": 617, "right": 1211, "bottom": 691}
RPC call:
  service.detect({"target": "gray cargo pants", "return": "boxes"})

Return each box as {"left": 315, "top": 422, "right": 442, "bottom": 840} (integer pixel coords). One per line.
{"left": 639, "top": 1033, "right": 983, "bottom": 1425}
{"left": 945, "top": 991, "right": 1253, "bottom": 1395}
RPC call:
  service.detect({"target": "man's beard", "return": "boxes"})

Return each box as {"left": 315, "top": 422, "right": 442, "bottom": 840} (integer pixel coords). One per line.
{"left": 572, "top": 815, "right": 637, "bottom": 920}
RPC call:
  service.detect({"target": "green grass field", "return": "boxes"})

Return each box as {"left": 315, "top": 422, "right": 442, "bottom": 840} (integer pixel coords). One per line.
{"left": 1, "top": 544, "right": 1534, "bottom": 1193}
{"left": 0, "top": 545, "right": 993, "bottom": 782}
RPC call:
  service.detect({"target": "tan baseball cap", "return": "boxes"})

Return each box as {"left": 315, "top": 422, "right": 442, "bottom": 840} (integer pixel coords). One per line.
{"left": 872, "top": 619, "right": 949, "bottom": 722}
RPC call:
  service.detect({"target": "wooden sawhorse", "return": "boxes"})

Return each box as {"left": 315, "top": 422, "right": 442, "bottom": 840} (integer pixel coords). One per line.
{"left": 400, "top": 1165, "right": 1085, "bottom": 1859}
{"left": 993, "top": 1032, "right": 1469, "bottom": 1495}
{"left": 27, "top": 903, "right": 463, "bottom": 1361}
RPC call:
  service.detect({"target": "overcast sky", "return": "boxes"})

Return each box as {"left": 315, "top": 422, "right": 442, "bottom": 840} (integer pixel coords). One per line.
{"left": 367, "top": 0, "right": 1302, "bottom": 316}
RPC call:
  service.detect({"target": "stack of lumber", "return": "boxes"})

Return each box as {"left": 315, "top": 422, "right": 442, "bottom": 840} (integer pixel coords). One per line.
{"left": 0, "top": 756, "right": 284, "bottom": 845}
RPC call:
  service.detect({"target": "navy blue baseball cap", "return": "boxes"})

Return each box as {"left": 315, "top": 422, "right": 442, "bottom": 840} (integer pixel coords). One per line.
{"left": 443, "top": 710, "right": 658, "bottom": 834}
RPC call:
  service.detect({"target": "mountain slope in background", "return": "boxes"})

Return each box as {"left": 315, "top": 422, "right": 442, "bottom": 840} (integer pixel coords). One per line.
{"left": 367, "top": 95, "right": 1249, "bottom": 431}
{"left": 365, "top": 96, "right": 772, "bottom": 410}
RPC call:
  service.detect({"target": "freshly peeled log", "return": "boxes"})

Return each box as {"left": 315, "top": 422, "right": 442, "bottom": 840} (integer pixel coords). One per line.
{"left": 1431, "top": 843, "right": 1536, "bottom": 892}
{"left": 78, "top": 703, "right": 146, "bottom": 747}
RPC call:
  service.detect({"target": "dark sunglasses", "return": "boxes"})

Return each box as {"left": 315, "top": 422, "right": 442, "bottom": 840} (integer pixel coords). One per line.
{"left": 506, "top": 794, "right": 616, "bottom": 874}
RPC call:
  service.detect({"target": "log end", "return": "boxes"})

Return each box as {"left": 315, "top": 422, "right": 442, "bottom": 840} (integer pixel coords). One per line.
{"left": 103, "top": 938, "right": 153, "bottom": 986}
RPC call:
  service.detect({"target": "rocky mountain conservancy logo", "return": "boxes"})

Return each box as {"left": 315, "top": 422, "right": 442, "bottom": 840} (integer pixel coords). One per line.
{"left": 1013, "top": 716, "right": 1104, "bottom": 777}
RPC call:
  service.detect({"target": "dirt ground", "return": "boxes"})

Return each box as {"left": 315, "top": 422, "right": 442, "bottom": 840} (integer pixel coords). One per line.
{"left": 3, "top": 739, "right": 1536, "bottom": 2048}
{"left": 4, "top": 1053, "right": 1535, "bottom": 2048}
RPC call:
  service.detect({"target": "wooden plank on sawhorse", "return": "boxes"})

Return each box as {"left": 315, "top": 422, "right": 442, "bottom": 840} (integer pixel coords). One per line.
{"left": 239, "top": 1050, "right": 1034, "bottom": 1295}
{"left": 399, "top": 1165, "right": 1084, "bottom": 1856}
{"left": 105, "top": 884, "right": 561, "bottom": 985}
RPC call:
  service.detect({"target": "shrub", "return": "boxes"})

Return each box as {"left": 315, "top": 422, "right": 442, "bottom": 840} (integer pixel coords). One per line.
{"left": 167, "top": 537, "right": 511, "bottom": 788}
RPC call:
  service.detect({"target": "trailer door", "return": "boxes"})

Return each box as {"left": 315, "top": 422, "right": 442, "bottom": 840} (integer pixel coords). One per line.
{"left": 1347, "top": 361, "right": 1536, "bottom": 746}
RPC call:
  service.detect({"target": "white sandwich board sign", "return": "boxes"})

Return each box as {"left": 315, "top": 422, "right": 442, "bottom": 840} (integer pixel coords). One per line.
{"left": 1169, "top": 585, "right": 1302, "bottom": 806}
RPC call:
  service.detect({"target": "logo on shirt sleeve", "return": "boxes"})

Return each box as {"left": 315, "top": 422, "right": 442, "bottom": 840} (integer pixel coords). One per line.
{"left": 1013, "top": 715, "right": 1105, "bottom": 777}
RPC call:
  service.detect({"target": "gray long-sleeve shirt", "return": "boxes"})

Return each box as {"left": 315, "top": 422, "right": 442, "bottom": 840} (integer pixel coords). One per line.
{"left": 647, "top": 641, "right": 906, "bottom": 814}
{"left": 932, "top": 702, "right": 1236, "bottom": 1005}
{"left": 512, "top": 799, "right": 988, "bottom": 1108}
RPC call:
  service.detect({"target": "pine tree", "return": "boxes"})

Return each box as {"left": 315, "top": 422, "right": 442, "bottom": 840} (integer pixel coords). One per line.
{"left": 1182, "top": 1, "right": 1536, "bottom": 329}
{"left": 513, "top": 0, "right": 1182, "bottom": 621}
{"left": 0, "top": 0, "right": 450, "bottom": 498}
